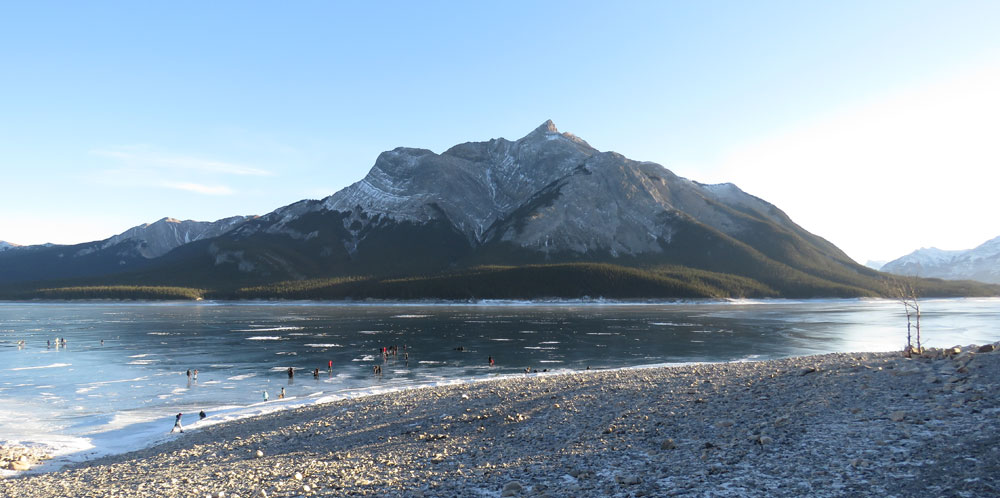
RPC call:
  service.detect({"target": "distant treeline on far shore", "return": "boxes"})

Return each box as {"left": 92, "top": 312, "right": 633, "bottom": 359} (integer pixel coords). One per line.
{"left": 0, "top": 263, "right": 997, "bottom": 302}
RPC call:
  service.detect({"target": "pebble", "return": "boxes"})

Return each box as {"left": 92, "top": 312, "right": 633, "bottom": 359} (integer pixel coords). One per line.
{"left": 2, "top": 349, "right": 999, "bottom": 498}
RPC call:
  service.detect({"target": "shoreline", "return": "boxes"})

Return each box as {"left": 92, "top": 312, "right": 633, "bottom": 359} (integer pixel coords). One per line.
{"left": 2, "top": 345, "right": 998, "bottom": 497}
{"left": 0, "top": 360, "right": 714, "bottom": 478}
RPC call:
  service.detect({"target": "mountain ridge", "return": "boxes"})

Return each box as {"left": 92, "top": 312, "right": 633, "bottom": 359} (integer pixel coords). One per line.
{"left": 881, "top": 236, "right": 1000, "bottom": 284}
{"left": 1, "top": 121, "right": 996, "bottom": 300}
{"left": 0, "top": 216, "right": 252, "bottom": 283}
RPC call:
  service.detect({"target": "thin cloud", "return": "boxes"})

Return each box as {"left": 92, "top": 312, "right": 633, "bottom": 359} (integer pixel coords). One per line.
{"left": 160, "top": 181, "right": 234, "bottom": 196}
{"left": 92, "top": 146, "right": 273, "bottom": 176}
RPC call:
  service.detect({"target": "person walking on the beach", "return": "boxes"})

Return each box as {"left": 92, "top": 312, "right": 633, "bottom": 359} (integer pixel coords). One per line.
{"left": 193, "top": 369, "right": 198, "bottom": 381}
{"left": 187, "top": 369, "right": 191, "bottom": 379}
{"left": 199, "top": 410, "right": 206, "bottom": 420}
{"left": 489, "top": 356, "right": 495, "bottom": 367}
{"left": 279, "top": 387, "right": 285, "bottom": 399}
{"left": 171, "top": 413, "right": 184, "bottom": 433}
{"left": 287, "top": 367, "right": 294, "bottom": 378}
{"left": 263, "top": 390, "right": 269, "bottom": 402}
{"left": 328, "top": 360, "right": 333, "bottom": 370}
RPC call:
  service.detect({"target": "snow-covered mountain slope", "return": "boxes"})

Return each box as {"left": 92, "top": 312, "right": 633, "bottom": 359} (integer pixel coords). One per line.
{"left": 881, "top": 236, "right": 1000, "bottom": 284}
{"left": 0, "top": 241, "right": 20, "bottom": 252}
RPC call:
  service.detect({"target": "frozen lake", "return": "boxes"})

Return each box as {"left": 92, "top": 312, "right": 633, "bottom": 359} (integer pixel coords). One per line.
{"left": 1, "top": 298, "right": 998, "bottom": 474}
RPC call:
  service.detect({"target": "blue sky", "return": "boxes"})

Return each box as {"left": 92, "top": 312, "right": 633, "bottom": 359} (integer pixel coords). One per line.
{"left": 2, "top": 1, "right": 998, "bottom": 264}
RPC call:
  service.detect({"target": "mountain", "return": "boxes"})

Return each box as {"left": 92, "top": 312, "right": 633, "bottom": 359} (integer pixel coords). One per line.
{"left": 881, "top": 236, "right": 1000, "bottom": 284}
{"left": 100, "top": 216, "right": 252, "bottom": 259}
{"left": 864, "top": 260, "right": 887, "bottom": 271}
{"left": 2, "top": 121, "right": 996, "bottom": 300}
{"left": 0, "top": 216, "right": 251, "bottom": 283}
{"left": 106, "top": 121, "right": 891, "bottom": 297}
{"left": 0, "top": 241, "right": 20, "bottom": 252}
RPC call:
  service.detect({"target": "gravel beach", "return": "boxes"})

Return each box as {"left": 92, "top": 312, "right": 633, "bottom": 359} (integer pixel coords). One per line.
{"left": 2, "top": 345, "right": 999, "bottom": 497}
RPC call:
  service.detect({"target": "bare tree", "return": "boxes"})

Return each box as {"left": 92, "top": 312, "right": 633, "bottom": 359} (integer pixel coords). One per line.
{"left": 890, "top": 279, "right": 922, "bottom": 357}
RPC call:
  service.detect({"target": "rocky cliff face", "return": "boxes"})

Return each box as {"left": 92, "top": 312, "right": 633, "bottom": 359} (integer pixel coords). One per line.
{"left": 882, "top": 236, "right": 1000, "bottom": 284}
{"left": 318, "top": 120, "right": 598, "bottom": 243}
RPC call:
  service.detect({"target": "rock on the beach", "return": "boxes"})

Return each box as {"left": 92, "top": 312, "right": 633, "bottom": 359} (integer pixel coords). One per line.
{"left": 660, "top": 438, "right": 676, "bottom": 450}
{"left": 501, "top": 481, "right": 523, "bottom": 496}
{"left": 293, "top": 472, "right": 303, "bottom": 481}
{"left": 616, "top": 474, "right": 641, "bottom": 485}
{"left": 254, "top": 449, "right": 264, "bottom": 458}
{"left": 978, "top": 344, "right": 996, "bottom": 353}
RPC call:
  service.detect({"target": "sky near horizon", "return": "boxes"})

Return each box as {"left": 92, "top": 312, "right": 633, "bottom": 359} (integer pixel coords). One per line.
{"left": 2, "top": 1, "right": 998, "bottom": 264}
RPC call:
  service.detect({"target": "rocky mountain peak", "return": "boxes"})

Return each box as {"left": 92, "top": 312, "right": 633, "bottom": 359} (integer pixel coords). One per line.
{"left": 518, "top": 120, "right": 593, "bottom": 150}
{"left": 537, "top": 119, "right": 559, "bottom": 133}
{"left": 521, "top": 119, "right": 562, "bottom": 141}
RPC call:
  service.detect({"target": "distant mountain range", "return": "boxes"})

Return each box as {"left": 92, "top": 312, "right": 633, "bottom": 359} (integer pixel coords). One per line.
{"left": 879, "top": 236, "right": 1000, "bottom": 284}
{"left": 0, "top": 216, "right": 250, "bottom": 283}
{"left": 2, "top": 121, "right": 996, "bottom": 300}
